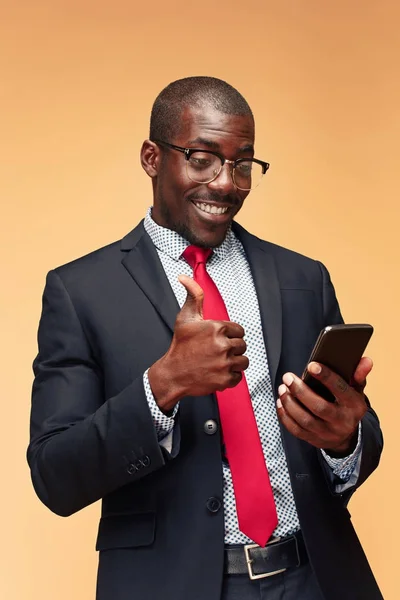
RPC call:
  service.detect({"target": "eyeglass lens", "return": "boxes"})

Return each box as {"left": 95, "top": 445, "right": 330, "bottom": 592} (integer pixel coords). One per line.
{"left": 186, "top": 151, "right": 264, "bottom": 190}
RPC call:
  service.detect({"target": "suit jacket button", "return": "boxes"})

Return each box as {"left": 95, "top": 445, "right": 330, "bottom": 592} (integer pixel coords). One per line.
{"left": 206, "top": 497, "right": 221, "bottom": 513}
{"left": 204, "top": 420, "right": 218, "bottom": 435}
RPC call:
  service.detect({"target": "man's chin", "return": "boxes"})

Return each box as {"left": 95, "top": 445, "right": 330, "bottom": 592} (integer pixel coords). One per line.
{"left": 182, "top": 224, "right": 231, "bottom": 249}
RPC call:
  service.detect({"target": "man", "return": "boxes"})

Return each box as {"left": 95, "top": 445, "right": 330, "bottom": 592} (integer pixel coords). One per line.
{"left": 28, "top": 77, "right": 383, "bottom": 600}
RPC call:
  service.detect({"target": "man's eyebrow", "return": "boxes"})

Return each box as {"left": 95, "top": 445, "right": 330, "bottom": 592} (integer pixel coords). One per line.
{"left": 187, "top": 137, "right": 220, "bottom": 149}
{"left": 238, "top": 144, "right": 254, "bottom": 154}
{"left": 187, "top": 137, "right": 255, "bottom": 154}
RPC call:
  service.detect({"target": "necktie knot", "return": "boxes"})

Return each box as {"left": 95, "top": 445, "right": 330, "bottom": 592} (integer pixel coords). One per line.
{"left": 182, "top": 245, "right": 212, "bottom": 269}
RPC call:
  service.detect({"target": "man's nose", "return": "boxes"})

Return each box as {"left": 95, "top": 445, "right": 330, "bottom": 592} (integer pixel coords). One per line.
{"left": 207, "top": 162, "right": 236, "bottom": 194}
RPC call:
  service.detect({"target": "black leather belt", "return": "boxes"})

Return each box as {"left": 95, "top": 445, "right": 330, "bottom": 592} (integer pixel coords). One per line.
{"left": 224, "top": 531, "right": 308, "bottom": 580}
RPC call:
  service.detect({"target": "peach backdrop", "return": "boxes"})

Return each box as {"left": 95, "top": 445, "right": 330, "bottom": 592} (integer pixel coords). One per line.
{"left": 1, "top": 1, "right": 399, "bottom": 598}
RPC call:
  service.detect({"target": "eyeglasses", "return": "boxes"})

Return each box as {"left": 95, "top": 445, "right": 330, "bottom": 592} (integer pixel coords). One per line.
{"left": 152, "top": 140, "right": 269, "bottom": 191}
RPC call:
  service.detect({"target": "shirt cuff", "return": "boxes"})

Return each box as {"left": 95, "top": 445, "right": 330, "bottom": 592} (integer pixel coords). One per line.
{"left": 321, "top": 422, "right": 362, "bottom": 481}
{"left": 143, "top": 369, "right": 178, "bottom": 449}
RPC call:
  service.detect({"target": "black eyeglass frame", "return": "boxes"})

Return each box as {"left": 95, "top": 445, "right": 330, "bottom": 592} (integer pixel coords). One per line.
{"left": 152, "top": 139, "right": 270, "bottom": 189}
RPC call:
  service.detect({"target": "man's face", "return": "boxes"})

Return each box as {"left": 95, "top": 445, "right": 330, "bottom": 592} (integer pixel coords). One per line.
{"left": 148, "top": 105, "right": 255, "bottom": 248}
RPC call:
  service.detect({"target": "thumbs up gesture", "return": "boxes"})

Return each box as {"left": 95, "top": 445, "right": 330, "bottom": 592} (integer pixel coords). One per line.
{"left": 148, "top": 275, "right": 249, "bottom": 414}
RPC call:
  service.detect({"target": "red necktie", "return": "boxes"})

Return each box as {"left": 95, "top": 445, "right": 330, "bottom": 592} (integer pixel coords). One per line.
{"left": 183, "top": 245, "right": 278, "bottom": 547}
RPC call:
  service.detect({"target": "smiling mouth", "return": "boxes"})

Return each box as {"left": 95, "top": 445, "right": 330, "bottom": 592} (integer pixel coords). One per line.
{"left": 192, "top": 201, "right": 229, "bottom": 215}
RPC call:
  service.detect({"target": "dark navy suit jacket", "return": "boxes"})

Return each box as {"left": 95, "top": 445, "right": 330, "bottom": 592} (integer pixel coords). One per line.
{"left": 28, "top": 221, "right": 383, "bottom": 600}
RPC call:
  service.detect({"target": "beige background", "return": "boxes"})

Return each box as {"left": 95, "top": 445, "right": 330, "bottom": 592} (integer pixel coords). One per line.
{"left": 1, "top": 1, "right": 399, "bottom": 598}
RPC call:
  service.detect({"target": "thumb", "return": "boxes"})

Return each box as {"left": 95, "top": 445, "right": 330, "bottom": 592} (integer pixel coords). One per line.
{"left": 178, "top": 275, "right": 204, "bottom": 320}
{"left": 352, "top": 356, "right": 373, "bottom": 390}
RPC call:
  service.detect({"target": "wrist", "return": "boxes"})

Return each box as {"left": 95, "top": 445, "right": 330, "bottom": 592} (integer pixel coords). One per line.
{"left": 148, "top": 357, "right": 185, "bottom": 414}
{"left": 324, "top": 429, "right": 359, "bottom": 458}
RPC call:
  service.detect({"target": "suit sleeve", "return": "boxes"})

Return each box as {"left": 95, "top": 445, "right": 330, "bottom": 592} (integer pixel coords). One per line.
{"left": 316, "top": 261, "right": 383, "bottom": 498}
{"left": 27, "top": 270, "right": 175, "bottom": 517}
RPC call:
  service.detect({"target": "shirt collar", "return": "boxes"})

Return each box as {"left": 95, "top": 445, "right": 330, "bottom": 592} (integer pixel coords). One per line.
{"left": 143, "top": 207, "right": 235, "bottom": 262}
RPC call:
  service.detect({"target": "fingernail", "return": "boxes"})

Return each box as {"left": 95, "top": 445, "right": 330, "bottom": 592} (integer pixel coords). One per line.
{"left": 308, "top": 362, "right": 322, "bottom": 375}
{"left": 276, "top": 397, "right": 282, "bottom": 409}
{"left": 282, "top": 373, "right": 294, "bottom": 386}
{"left": 278, "top": 384, "right": 287, "bottom": 396}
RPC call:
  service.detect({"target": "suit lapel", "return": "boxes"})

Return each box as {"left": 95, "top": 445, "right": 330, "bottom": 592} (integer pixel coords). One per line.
{"left": 234, "top": 224, "right": 308, "bottom": 474}
{"left": 234, "top": 223, "right": 282, "bottom": 390}
{"left": 235, "top": 225, "right": 317, "bottom": 475}
{"left": 121, "top": 222, "right": 179, "bottom": 333}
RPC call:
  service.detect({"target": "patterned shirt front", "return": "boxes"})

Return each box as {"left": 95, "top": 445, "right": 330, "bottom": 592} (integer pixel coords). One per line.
{"left": 142, "top": 208, "right": 361, "bottom": 544}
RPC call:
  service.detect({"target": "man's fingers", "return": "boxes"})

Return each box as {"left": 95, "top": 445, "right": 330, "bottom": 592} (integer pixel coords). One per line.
{"left": 229, "top": 337, "right": 247, "bottom": 356}
{"left": 307, "top": 362, "right": 363, "bottom": 405}
{"left": 279, "top": 377, "right": 335, "bottom": 421}
{"left": 178, "top": 275, "right": 204, "bottom": 320}
{"left": 225, "top": 321, "right": 245, "bottom": 339}
{"left": 352, "top": 356, "right": 373, "bottom": 389}
{"left": 278, "top": 384, "right": 327, "bottom": 431}
{"left": 279, "top": 351, "right": 372, "bottom": 451}
{"left": 177, "top": 275, "right": 245, "bottom": 341}
{"left": 231, "top": 354, "right": 249, "bottom": 372}
{"left": 276, "top": 396, "right": 311, "bottom": 442}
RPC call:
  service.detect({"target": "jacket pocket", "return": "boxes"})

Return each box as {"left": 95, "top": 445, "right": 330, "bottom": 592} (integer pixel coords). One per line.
{"left": 96, "top": 512, "right": 155, "bottom": 551}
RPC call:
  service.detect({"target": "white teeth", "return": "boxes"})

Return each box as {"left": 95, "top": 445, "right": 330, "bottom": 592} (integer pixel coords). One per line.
{"left": 194, "top": 202, "right": 228, "bottom": 215}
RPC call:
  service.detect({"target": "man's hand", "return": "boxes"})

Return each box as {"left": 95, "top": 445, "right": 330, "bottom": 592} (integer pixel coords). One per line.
{"left": 277, "top": 357, "right": 373, "bottom": 455}
{"left": 148, "top": 275, "right": 249, "bottom": 413}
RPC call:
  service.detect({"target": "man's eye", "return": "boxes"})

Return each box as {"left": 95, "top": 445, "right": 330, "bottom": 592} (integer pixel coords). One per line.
{"left": 190, "top": 157, "right": 211, "bottom": 166}
{"left": 189, "top": 156, "right": 212, "bottom": 169}
{"left": 237, "top": 162, "right": 252, "bottom": 175}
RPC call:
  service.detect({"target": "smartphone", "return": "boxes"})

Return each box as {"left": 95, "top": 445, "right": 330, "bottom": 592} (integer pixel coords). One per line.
{"left": 302, "top": 324, "right": 373, "bottom": 402}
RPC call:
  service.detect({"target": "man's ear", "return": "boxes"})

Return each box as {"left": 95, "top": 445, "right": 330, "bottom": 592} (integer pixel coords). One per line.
{"left": 140, "top": 140, "right": 161, "bottom": 178}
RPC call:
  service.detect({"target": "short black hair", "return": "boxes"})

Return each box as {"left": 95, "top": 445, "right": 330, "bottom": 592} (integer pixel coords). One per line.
{"left": 149, "top": 76, "right": 254, "bottom": 141}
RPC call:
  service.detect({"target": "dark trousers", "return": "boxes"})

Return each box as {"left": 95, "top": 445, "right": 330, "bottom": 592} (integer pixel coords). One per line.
{"left": 221, "top": 563, "right": 324, "bottom": 600}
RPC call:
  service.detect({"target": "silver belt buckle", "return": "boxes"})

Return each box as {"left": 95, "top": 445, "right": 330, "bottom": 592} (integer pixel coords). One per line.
{"left": 244, "top": 538, "right": 287, "bottom": 580}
